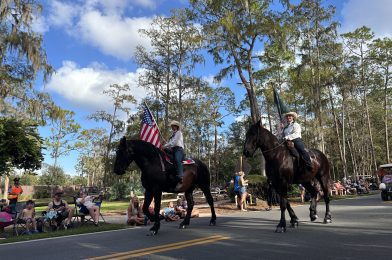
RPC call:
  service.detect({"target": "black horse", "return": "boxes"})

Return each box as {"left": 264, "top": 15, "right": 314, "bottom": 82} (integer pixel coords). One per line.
{"left": 243, "top": 121, "right": 332, "bottom": 232}
{"left": 114, "top": 137, "right": 216, "bottom": 235}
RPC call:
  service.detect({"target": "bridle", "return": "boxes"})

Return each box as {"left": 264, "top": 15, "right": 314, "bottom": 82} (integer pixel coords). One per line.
{"left": 254, "top": 124, "right": 285, "bottom": 154}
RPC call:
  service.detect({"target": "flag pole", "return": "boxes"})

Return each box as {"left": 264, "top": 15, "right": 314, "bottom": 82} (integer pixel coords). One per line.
{"left": 240, "top": 156, "right": 243, "bottom": 172}
{"left": 144, "top": 102, "right": 166, "bottom": 143}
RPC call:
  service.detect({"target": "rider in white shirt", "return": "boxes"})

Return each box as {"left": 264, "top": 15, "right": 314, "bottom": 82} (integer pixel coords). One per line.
{"left": 282, "top": 112, "right": 312, "bottom": 170}
{"left": 163, "top": 120, "right": 185, "bottom": 181}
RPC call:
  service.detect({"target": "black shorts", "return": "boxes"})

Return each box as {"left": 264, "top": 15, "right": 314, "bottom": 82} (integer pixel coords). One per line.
{"left": 80, "top": 205, "right": 89, "bottom": 214}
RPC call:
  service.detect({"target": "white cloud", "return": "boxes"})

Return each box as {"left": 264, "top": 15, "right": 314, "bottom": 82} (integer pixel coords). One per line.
{"left": 45, "top": 0, "right": 153, "bottom": 60}
{"left": 341, "top": 0, "right": 392, "bottom": 37}
{"left": 77, "top": 11, "right": 152, "bottom": 60}
{"left": 203, "top": 75, "right": 220, "bottom": 87}
{"left": 32, "top": 15, "right": 49, "bottom": 34}
{"left": 48, "top": 1, "right": 79, "bottom": 28}
{"left": 47, "top": 60, "right": 147, "bottom": 110}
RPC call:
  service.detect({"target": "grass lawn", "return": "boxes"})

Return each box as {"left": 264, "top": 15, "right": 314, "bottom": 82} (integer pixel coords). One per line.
{"left": 0, "top": 223, "right": 128, "bottom": 244}
{"left": 33, "top": 200, "right": 130, "bottom": 215}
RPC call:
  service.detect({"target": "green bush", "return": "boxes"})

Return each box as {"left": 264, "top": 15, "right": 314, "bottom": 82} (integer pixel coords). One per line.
{"left": 33, "top": 187, "right": 50, "bottom": 199}
{"left": 19, "top": 194, "right": 33, "bottom": 201}
{"left": 246, "top": 174, "right": 267, "bottom": 199}
{"left": 227, "top": 183, "right": 235, "bottom": 202}
{"left": 288, "top": 184, "right": 300, "bottom": 198}
{"left": 247, "top": 175, "right": 267, "bottom": 184}
{"left": 110, "top": 182, "right": 130, "bottom": 201}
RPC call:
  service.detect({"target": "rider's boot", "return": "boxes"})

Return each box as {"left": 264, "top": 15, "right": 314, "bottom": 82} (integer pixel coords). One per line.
{"left": 175, "top": 169, "right": 193, "bottom": 192}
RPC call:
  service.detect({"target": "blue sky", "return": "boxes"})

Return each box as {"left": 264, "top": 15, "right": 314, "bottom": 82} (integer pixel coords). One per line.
{"left": 32, "top": 0, "right": 392, "bottom": 175}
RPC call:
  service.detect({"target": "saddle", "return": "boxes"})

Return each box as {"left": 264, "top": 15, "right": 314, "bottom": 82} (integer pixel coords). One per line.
{"left": 162, "top": 149, "right": 195, "bottom": 163}
{"left": 285, "top": 141, "right": 312, "bottom": 171}
{"left": 158, "top": 150, "right": 196, "bottom": 192}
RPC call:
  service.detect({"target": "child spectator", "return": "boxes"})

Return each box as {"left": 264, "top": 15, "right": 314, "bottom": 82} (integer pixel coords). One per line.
{"left": 21, "top": 200, "right": 39, "bottom": 234}
{"left": 299, "top": 184, "right": 305, "bottom": 203}
{"left": 180, "top": 197, "right": 199, "bottom": 218}
{"left": 175, "top": 199, "right": 187, "bottom": 218}
{"left": 0, "top": 199, "right": 7, "bottom": 212}
{"left": 127, "top": 197, "right": 144, "bottom": 226}
{"left": 162, "top": 201, "right": 179, "bottom": 221}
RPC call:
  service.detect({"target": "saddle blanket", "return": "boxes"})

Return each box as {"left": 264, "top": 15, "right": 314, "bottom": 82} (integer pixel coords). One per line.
{"left": 182, "top": 159, "right": 195, "bottom": 165}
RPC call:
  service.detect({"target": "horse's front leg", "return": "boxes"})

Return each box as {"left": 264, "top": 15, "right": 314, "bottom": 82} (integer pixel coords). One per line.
{"left": 179, "top": 191, "right": 193, "bottom": 229}
{"left": 286, "top": 200, "right": 299, "bottom": 228}
{"left": 149, "top": 191, "right": 162, "bottom": 235}
{"left": 276, "top": 196, "right": 287, "bottom": 233}
{"left": 142, "top": 191, "right": 154, "bottom": 222}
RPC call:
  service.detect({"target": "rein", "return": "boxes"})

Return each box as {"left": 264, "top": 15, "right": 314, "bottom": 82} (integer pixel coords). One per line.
{"left": 261, "top": 141, "right": 285, "bottom": 153}
{"left": 256, "top": 125, "right": 285, "bottom": 154}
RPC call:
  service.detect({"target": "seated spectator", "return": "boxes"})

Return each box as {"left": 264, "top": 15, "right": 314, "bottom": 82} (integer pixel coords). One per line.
{"left": 175, "top": 199, "right": 187, "bottom": 218}
{"left": 127, "top": 197, "right": 144, "bottom": 226}
{"left": 299, "top": 184, "right": 305, "bottom": 203}
{"left": 353, "top": 181, "right": 365, "bottom": 194}
{"left": 334, "top": 181, "right": 346, "bottom": 195}
{"left": 0, "top": 207, "right": 13, "bottom": 233}
{"left": 76, "top": 191, "right": 100, "bottom": 226}
{"left": 0, "top": 207, "right": 12, "bottom": 222}
{"left": 181, "top": 197, "right": 199, "bottom": 218}
{"left": 162, "top": 201, "right": 179, "bottom": 221}
{"left": 45, "top": 191, "right": 74, "bottom": 229}
{"left": 0, "top": 199, "right": 7, "bottom": 212}
{"left": 20, "top": 200, "right": 39, "bottom": 234}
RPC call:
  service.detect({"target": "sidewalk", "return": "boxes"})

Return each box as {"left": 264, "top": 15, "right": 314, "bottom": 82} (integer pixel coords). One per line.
{"left": 103, "top": 199, "right": 231, "bottom": 224}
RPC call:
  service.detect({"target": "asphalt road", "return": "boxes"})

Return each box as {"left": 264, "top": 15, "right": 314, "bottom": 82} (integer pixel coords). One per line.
{"left": 1, "top": 193, "right": 391, "bottom": 260}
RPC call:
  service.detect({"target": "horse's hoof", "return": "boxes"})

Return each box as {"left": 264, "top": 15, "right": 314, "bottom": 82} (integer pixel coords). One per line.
{"left": 147, "top": 230, "right": 157, "bottom": 236}
{"left": 275, "top": 227, "right": 286, "bottom": 233}
{"left": 290, "top": 221, "right": 299, "bottom": 228}
{"left": 179, "top": 224, "right": 187, "bottom": 229}
{"left": 310, "top": 215, "right": 318, "bottom": 222}
{"left": 209, "top": 220, "right": 216, "bottom": 226}
{"left": 323, "top": 219, "right": 332, "bottom": 224}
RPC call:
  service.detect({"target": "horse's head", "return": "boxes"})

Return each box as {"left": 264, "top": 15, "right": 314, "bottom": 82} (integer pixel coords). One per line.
{"left": 243, "top": 120, "right": 261, "bottom": 158}
{"left": 114, "top": 136, "right": 133, "bottom": 175}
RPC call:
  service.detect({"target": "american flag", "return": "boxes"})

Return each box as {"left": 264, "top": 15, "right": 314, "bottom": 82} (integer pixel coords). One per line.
{"left": 140, "top": 104, "right": 161, "bottom": 148}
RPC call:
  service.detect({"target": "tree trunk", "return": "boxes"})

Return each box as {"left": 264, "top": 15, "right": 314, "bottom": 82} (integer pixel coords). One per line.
{"left": 360, "top": 44, "right": 377, "bottom": 172}
{"left": 347, "top": 112, "right": 358, "bottom": 179}
{"left": 328, "top": 85, "right": 347, "bottom": 179}
{"left": 165, "top": 43, "right": 171, "bottom": 131}
{"left": 228, "top": 39, "right": 260, "bottom": 123}
{"left": 3, "top": 176, "right": 9, "bottom": 203}
{"left": 214, "top": 123, "right": 218, "bottom": 185}
{"left": 342, "top": 89, "right": 347, "bottom": 178}
{"left": 384, "top": 71, "right": 390, "bottom": 162}
{"left": 104, "top": 105, "right": 117, "bottom": 186}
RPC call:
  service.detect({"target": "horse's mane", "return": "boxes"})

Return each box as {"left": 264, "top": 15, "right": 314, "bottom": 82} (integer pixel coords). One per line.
{"left": 251, "top": 122, "right": 281, "bottom": 146}
{"left": 128, "top": 139, "right": 165, "bottom": 159}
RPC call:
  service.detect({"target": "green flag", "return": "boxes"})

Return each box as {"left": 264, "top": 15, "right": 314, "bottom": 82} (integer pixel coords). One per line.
{"left": 273, "top": 87, "right": 289, "bottom": 121}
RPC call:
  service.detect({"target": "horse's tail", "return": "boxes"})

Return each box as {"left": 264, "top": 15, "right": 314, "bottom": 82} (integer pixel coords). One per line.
{"left": 194, "top": 159, "right": 211, "bottom": 187}
{"left": 311, "top": 149, "right": 332, "bottom": 189}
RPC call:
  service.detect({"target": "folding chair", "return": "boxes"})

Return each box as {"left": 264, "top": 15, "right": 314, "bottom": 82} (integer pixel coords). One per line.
{"left": 94, "top": 199, "right": 106, "bottom": 223}
{"left": 72, "top": 196, "right": 93, "bottom": 225}
{"left": 12, "top": 203, "right": 28, "bottom": 236}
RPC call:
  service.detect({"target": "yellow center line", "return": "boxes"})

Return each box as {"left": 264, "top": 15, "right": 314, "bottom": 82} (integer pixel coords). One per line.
{"left": 87, "top": 235, "right": 230, "bottom": 260}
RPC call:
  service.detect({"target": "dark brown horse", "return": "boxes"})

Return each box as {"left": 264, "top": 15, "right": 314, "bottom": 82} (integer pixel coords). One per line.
{"left": 114, "top": 137, "right": 216, "bottom": 235}
{"left": 243, "top": 121, "right": 332, "bottom": 232}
